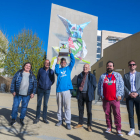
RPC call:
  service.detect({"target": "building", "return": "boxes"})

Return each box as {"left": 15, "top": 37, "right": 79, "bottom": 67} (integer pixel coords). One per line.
{"left": 47, "top": 3, "right": 98, "bottom": 94}
{"left": 47, "top": 3, "right": 133, "bottom": 95}
{"left": 96, "top": 30, "right": 102, "bottom": 61}
{"left": 0, "top": 30, "right": 8, "bottom": 74}
{"left": 92, "top": 32, "right": 140, "bottom": 82}
{"left": 96, "top": 30, "right": 131, "bottom": 61}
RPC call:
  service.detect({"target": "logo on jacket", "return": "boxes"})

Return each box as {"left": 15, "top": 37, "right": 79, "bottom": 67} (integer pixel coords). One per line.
{"left": 61, "top": 71, "right": 67, "bottom": 77}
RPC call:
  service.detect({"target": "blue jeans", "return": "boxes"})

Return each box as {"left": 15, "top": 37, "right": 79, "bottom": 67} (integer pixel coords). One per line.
{"left": 11, "top": 95, "right": 30, "bottom": 120}
{"left": 36, "top": 88, "right": 50, "bottom": 119}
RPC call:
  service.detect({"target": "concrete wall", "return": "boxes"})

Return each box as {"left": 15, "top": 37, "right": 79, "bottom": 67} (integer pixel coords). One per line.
{"left": 47, "top": 4, "right": 98, "bottom": 94}
{"left": 101, "top": 30, "right": 131, "bottom": 57}
{"left": 91, "top": 32, "right": 140, "bottom": 82}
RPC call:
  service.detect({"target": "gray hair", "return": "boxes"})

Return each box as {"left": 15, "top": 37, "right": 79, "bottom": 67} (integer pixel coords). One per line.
{"left": 83, "top": 64, "right": 90, "bottom": 70}
{"left": 44, "top": 59, "right": 50, "bottom": 66}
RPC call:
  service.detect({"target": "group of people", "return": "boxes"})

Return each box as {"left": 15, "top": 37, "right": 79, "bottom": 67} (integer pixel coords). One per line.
{"left": 10, "top": 49, "right": 140, "bottom": 137}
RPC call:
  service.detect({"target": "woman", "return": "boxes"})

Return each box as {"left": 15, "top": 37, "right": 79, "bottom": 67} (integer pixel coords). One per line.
{"left": 10, "top": 62, "right": 37, "bottom": 126}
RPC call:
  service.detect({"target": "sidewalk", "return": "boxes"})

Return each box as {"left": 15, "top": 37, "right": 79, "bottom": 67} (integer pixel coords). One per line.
{"left": 0, "top": 93, "right": 139, "bottom": 140}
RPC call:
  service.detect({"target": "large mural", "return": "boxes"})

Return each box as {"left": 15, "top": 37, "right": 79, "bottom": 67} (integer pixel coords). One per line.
{"left": 50, "top": 15, "right": 90, "bottom": 70}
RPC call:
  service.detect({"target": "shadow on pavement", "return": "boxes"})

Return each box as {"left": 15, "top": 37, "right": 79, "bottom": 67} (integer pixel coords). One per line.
{"left": 0, "top": 106, "right": 136, "bottom": 140}
{"left": 0, "top": 107, "right": 36, "bottom": 124}
{"left": 71, "top": 115, "right": 129, "bottom": 140}
{"left": 46, "top": 110, "right": 128, "bottom": 140}
{"left": 0, "top": 116, "right": 39, "bottom": 140}
{"left": 90, "top": 121, "right": 127, "bottom": 140}
{"left": 47, "top": 110, "right": 78, "bottom": 126}
{"left": 0, "top": 108, "right": 11, "bottom": 123}
{"left": 0, "top": 108, "right": 39, "bottom": 140}
{"left": 67, "top": 134, "right": 82, "bottom": 140}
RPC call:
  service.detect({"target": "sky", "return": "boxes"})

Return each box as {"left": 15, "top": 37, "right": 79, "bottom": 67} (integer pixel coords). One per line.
{"left": 0, "top": 0, "right": 140, "bottom": 53}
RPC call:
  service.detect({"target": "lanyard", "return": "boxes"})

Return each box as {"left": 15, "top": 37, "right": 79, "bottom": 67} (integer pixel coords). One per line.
{"left": 106, "top": 73, "right": 113, "bottom": 81}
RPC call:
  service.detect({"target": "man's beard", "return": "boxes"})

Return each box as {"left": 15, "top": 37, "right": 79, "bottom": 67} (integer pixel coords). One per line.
{"left": 107, "top": 68, "right": 113, "bottom": 73}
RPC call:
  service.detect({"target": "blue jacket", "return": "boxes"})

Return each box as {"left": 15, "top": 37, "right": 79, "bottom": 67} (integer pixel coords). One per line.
{"left": 77, "top": 72, "right": 97, "bottom": 101}
{"left": 55, "top": 53, "right": 75, "bottom": 93}
{"left": 37, "top": 67, "right": 55, "bottom": 90}
{"left": 10, "top": 70, "right": 37, "bottom": 95}
{"left": 98, "top": 71, "right": 124, "bottom": 98}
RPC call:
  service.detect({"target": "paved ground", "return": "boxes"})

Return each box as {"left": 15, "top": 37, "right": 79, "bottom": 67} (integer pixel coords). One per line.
{"left": 0, "top": 93, "right": 140, "bottom": 140}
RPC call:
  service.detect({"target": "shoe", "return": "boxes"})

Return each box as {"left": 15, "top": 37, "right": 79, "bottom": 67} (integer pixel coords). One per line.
{"left": 33, "top": 118, "right": 39, "bottom": 124}
{"left": 128, "top": 128, "right": 135, "bottom": 136}
{"left": 105, "top": 128, "right": 111, "bottom": 133}
{"left": 10, "top": 119, "right": 16, "bottom": 126}
{"left": 43, "top": 119, "right": 49, "bottom": 124}
{"left": 20, "top": 119, "right": 24, "bottom": 126}
{"left": 117, "top": 130, "right": 123, "bottom": 137}
{"left": 139, "top": 130, "right": 140, "bottom": 135}
{"left": 55, "top": 120, "right": 62, "bottom": 126}
{"left": 87, "top": 126, "right": 92, "bottom": 132}
{"left": 66, "top": 123, "right": 71, "bottom": 130}
{"left": 73, "top": 124, "right": 83, "bottom": 129}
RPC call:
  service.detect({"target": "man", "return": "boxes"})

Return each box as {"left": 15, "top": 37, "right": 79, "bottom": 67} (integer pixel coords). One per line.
{"left": 74, "top": 64, "right": 96, "bottom": 132}
{"left": 98, "top": 61, "right": 124, "bottom": 136}
{"left": 10, "top": 62, "right": 37, "bottom": 126}
{"left": 123, "top": 60, "right": 140, "bottom": 136}
{"left": 34, "top": 59, "right": 55, "bottom": 124}
{"left": 55, "top": 48, "right": 75, "bottom": 130}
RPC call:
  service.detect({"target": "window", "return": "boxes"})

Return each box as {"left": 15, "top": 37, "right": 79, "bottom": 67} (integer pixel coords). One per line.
{"left": 93, "top": 70, "right": 96, "bottom": 76}
{"left": 97, "top": 42, "right": 101, "bottom": 46}
{"left": 96, "top": 54, "right": 101, "bottom": 59}
{"left": 99, "top": 61, "right": 103, "bottom": 68}
{"left": 96, "top": 58, "right": 100, "bottom": 62}
{"left": 108, "top": 39, "right": 117, "bottom": 43}
{"left": 97, "top": 36, "right": 101, "bottom": 41}
{"left": 97, "top": 47, "right": 101, "bottom": 53}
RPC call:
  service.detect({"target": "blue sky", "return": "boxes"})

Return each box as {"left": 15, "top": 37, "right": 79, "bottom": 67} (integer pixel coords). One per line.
{"left": 0, "top": 0, "right": 140, "bottom": 52}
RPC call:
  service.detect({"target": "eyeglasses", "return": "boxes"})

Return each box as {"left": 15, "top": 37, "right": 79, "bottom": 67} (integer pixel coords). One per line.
{"left": 129, "top": 64, "right": 136, "bottom": 66}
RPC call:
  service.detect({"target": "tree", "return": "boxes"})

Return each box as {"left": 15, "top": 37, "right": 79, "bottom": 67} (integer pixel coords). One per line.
{"left": 43, "top": 51, "right": 47, "bottom": 60}
{"left": 0, "top": 37, "right": 8, "bottom": 75}
{"left": 0, "top": 38, "right": 7, "bottom": 54}
{"left": 3, "top": 29, "right": 45, "bottom": 77}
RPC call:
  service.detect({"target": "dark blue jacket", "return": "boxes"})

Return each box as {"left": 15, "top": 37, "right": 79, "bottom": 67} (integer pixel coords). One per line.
{"left": 10, "top": 70, "right": 37, "bottom": 95}
{"left": 77, "top": 72, "right": 96, "bottom": 101}
{"left": 37, "top": 67, "right": 55, "bottom": 90}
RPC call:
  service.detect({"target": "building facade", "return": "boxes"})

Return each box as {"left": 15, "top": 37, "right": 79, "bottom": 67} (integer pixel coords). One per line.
{"left": 96, "top": 30, "right": 131, "bottom": 61}
{"left": 92, "top": 32, "right": 140, "bottom": 82}
{"left": 47, "top": 4, "right": 98, "bottom": 94}
{"left": 96, "top": 30, "right": 102, "bottom": 61}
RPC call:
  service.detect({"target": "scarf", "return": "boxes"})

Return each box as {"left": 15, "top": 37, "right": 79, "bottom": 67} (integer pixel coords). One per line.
{"left": 79, "top": 71, "right": 89, "bottom": 91}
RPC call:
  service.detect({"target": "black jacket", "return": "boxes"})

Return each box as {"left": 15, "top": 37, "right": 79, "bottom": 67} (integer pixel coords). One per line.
{"left": 37, "top": 67, "right": 55, "bottom": 90}
{"left": 77, "top": 72, "right": 96, "bottom": 101}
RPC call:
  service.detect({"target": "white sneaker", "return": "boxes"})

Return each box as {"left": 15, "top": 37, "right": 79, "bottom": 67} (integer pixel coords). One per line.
{"left": 128, "top": 128, "right": 135, "bottom": 136}
{"left": 117, "top": 130, "right": 123, "bottom": 137}
{"left": 105, "top": 128, "right": 111, "bottom": 134}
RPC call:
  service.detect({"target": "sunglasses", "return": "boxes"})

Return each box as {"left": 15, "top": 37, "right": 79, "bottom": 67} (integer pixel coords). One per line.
{"left": 129, "top": 64, "right": 136, "bottom": 66}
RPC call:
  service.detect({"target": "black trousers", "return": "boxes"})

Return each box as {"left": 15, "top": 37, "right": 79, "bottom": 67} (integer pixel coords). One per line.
{"left": 78, "top": 93, "right": 92, "bottom": 126}
{"left": 126, "top": 96, "right": 140, "bottom": 130}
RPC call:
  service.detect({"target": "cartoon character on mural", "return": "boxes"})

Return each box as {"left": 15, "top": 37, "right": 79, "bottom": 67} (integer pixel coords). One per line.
{"left": 50, "top": 15, "right": 90, "bottom": 70}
